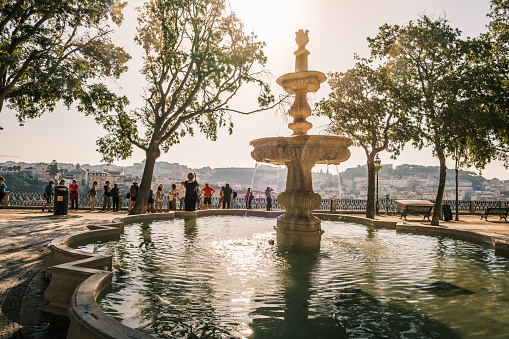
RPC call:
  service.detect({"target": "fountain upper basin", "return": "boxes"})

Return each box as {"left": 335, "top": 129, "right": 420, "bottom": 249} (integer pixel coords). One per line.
{"left": 276, "top": 70, "right": 327, "bottom": 94}
{"left": 250, "top": 134, "right": 352, "bottom": 165}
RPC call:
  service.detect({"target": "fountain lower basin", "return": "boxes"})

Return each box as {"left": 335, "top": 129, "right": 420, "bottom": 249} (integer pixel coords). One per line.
{"left": 70, "top": 213, "right": 509, "bottom": 339}
{"left": 251, "top": 135, "right": 352, "bottom": 247}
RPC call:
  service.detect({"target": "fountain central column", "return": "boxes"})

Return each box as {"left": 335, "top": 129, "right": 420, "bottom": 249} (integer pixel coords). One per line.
{"left": 250, "top": 29, "right": 352, "bottom": 248}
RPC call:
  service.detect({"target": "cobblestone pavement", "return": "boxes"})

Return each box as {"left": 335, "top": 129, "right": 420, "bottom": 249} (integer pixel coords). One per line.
{"left": 0, "top": 209, "right": 119, "bottom": 338}
{"left": 1, "top": 209, "right": 508, "bottom": 338}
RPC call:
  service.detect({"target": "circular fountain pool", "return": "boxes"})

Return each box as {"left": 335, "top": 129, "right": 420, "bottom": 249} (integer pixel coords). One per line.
{"left": 76, "top": 216, "right": 509, "bottom": 338}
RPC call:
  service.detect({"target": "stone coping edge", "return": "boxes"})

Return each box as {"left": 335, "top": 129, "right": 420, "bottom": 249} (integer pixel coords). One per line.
{"left": 44, "top": 210, "right": 509, "bottom": 339}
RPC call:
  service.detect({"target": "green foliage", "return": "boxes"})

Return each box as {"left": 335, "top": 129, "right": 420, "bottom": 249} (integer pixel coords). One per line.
{"left": 316, "top": 57, "right": 411, "bottom": 158}
{"left": 89, "top": 0, "right": 275, "bottom": 213}
{"left": 368, "top": 17, "right": 466, "bottom": 154}
{"left": 0, "top": 0, "right": 131, "bottom": 126}
{"left": 1, "top": 173, "right": 46, "bottom": 192}
{"left": 92, "top": 0, "right": 274, "bottom": 162}
{"left": 47, "top": 159, "right": 59, "bottom": 176}
{"left": 316, "top": 56, "right": 412, "bottom": 218}
{"left": 368, "top": 15, "right": 508, "bottom": 170}
{"left": 367, "top": 16, "right": 489, "bottom": 223}
{"left": 461, "top": 0, "right": 509, "bottom": 167}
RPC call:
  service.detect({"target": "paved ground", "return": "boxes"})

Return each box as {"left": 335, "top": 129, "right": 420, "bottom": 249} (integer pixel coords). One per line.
{"left": 0, "top": 208, "right": 508, "bottom": 338}
{"left": 0, "top": 209, "right": 121, "bottom": 338}
{"left": 378, "top": 212, "right": 509, "bottom": 241}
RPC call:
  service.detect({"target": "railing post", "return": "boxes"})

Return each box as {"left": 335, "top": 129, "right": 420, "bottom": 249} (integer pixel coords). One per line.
{"left": 470, "top": 200, "right": 476, "bottom": 214}
{"left": 330, "top": 199, "right": 336, "bottom": 212}
{"left": 501, "top": 201, "right": 505, "bottom": 208}
{"left": 2, "top": 191, "right": 8, "bottom": 208}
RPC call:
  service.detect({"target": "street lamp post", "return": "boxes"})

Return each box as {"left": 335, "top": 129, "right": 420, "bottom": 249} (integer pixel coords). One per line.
{"left": 374, "top": 154, "right": 382, "bottom": 216}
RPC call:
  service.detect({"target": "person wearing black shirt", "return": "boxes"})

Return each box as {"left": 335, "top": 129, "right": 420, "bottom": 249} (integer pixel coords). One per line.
{"left": 184, "top": 173, "right": 199, "bottom": 211}
{"left": 223, "top": 183, "right": 232, "bottom": 209}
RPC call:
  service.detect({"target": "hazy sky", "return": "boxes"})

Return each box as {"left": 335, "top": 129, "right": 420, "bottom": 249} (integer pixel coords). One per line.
{"left": 3, "top": 0, "right": 507, "bottom": 179}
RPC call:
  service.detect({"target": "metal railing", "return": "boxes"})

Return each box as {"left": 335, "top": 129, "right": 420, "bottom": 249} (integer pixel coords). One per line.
{"left": 3, "top": 191, "right": 505, "bottom": 213}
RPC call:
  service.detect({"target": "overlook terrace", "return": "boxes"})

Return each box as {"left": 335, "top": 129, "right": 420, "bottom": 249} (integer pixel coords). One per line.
{"left": 1, "top": 161, "right": 508, "bottom": 202}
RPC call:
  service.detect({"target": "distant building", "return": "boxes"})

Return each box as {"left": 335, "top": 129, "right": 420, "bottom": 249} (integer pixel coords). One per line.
{"left": 87, "top": 171, "right": 109, "bottom": 186}
{"left": 64, "top": 165, "right": 88, "bottom": 183}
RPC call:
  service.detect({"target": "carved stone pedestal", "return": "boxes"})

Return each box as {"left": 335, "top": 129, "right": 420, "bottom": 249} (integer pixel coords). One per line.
{"left": 250, "top": 29, "right": 352, "bottom": 248}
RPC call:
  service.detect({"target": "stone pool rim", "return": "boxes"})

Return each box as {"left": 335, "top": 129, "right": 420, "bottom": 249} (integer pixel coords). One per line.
{"left": 43, "top": 209, "right": 509, "bottom": 339}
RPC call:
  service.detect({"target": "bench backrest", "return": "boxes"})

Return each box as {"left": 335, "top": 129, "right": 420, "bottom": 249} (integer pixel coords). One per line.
{"left": 486, "top": 208, "right": 509, "bottom": 214}
{"left": 405, "top": 205, "right": 433, "bottom": 212}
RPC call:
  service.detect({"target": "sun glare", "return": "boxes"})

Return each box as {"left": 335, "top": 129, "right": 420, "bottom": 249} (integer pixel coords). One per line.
{"left": 229, "top": 0, "right": 298, "bottom": 37}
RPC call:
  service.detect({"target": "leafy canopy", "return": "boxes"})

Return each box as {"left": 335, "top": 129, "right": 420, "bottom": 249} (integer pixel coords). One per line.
{"left": 0, "top": 0, "right": 130, "bottom": 126}
{"left": 317, "top": 57, "right": 411, "bottom": 158}
{"left": 92, "top": 0, "right": 274, "bottom": 163}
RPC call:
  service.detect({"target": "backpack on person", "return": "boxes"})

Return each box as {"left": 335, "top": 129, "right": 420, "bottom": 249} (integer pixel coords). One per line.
{"left": 130, "top": 185, "right": 138, "bottom": 197}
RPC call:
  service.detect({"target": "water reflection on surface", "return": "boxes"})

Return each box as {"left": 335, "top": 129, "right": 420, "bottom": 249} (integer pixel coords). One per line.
{"left": 75, "top": 216, "right": 509, "bottom": 338}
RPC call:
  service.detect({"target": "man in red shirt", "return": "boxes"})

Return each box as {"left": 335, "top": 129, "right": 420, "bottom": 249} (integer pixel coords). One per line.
{"left": 200, "top": 183, "right": 215, "bottom": 210}
{"left": 69, "top": 179, "right": 79, "bottom": 210}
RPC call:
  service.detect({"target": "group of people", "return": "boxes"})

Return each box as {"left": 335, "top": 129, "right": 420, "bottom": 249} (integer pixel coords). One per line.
{"left": 175, "top": 173, "right": 275, "bottom": 212}
{"left": 41, "top": 179, "right": 122, "bottom": 212}
{"left": 132, "top": 173, "right": 274, "bottom": 213}
{"left": 38, "top": 174, "right": 276, "bottom": 213}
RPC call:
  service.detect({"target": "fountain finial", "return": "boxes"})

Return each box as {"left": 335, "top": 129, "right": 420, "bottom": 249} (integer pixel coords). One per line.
{"left": 294, "top": 29, "right": 310, "bottom": 72}
{"left": 295, "top": 29, "right": 309, "bottom": 50}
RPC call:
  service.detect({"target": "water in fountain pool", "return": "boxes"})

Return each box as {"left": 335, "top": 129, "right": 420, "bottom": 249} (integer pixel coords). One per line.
{"left": 77, "top": 215, "right": 509, "bottom": 338}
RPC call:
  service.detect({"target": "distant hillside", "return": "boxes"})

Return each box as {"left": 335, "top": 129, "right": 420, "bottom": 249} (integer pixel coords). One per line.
{"left": 339, "top": 164, "right": 488, "bottom": 190}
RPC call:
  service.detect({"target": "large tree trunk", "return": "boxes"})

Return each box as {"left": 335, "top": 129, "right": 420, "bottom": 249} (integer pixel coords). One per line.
{"left": 366, "top": 158, "right": 376, "bottom": 219}
{"left": 130, "top": 146, "right": 160, "bottom": 215}
{"left": 432, "top": 150, "right": 447, "bottom": 226}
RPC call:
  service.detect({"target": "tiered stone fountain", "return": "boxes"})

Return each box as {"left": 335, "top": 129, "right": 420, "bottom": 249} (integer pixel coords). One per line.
{"left": 250, "top": 29, "right": 352, "bottom": 248}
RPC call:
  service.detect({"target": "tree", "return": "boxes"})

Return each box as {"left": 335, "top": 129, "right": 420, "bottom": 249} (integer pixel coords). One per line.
{"left": 367, "top": 16, "right": 489, "bottom": 226}
{"left": 90, "top": 0, "right": 276, "bottom": 214}
{"left": 47, "top": 159, "right": 59, "bottom": 176}
{"left": 0, "top": 0, "right": 130, "bottom": 128}
{"left": 464, "top": 0, "right": 509, "bottom": 164}
{"left": 316, "top": 58, "right": 410, "bottom": 219}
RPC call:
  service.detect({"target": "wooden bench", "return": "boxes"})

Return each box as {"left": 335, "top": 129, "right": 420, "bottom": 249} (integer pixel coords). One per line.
{"left": 400, "top": 205, "right": 433, "bottom": 220}
{"left": 480, "top": 208, "right": 509, "bottom": 221}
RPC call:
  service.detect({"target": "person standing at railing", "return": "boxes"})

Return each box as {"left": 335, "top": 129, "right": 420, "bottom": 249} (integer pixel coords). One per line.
{"left": 265, "top": 187, "right": 273, "bottom": 211}
{"left": 0, "top": 176, "right": 6, "bottom": 208}
{"left": 155, "top": 184, "right": 165, "bottom": 213}
{"left": 222, "top": 183, "right": 233, "bottom": 209}
{"left": 169, "top": 184, "right": 178, "bottom": 211}
{"left": 69, "top": 179, "right": 79, "bottom": 210}
{"left": 245, "top": 188, "right": 254, "bottom": 209}
{"left": 184, "top": 173, "right": 199, "bottom": 211}
{"left": 127, "top": 181, "right": 139, "bottom": 213}
{"left": 178, "top": 181, "right": 186, "bottom": 210}
{"left": 42, "top": 181, "right": 54, "bottom": 212}
{"left": 201, "top": 183, "right": 215, "bottom": 210}
{"left": 88, "top": 181, "right": 98, "bottom": 210}
{"left": 102, "top": 180, "right": 111, "bottom": 211}
{"left": 111, "top": 183, "right": 120, "bottom": 212}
